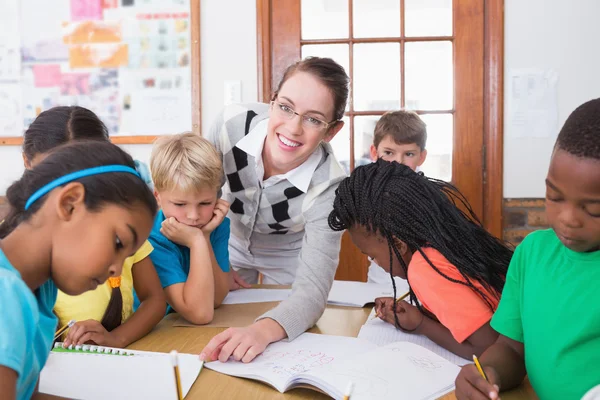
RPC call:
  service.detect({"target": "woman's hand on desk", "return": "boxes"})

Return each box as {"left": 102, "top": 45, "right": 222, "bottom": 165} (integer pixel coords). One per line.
{"left": 200, "top": 318, "right": 286, "bottom": 363}
{"left": 374, "top": 297, "right": 424, "bottom": 332}
{"left": 229, "top": 269, "right": 251, "bottom": 291}
{"left": 455, "top": 364, "right": 500, "bottom": 400}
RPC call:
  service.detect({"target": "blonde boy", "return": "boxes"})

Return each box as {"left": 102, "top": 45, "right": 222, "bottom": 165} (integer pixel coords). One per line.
{"left": 368, "top": 110, "right": 428, "bottom": 284}
{"left": 149, "top": 133, "right": 230, "bottom": 324}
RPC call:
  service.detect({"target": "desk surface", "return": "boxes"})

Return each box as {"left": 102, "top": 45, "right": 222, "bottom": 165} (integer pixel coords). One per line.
{"left": 128, "top": 304, "right": 536, "bottom": 399}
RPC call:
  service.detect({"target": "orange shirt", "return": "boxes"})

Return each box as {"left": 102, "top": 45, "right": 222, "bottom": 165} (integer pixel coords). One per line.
{"left": 407, "top": 247, "right": 500, "bottom": 343}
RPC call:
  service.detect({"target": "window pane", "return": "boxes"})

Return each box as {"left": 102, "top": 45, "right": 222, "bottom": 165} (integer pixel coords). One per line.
{"left": 353, "top": 0, "right": 400, "bottom": 38}
{"left": 302, "top": 44, "right": 350, "bottom": 111}
{"left": 419, "top": 113, "right": 452, "bottom": 181}
{"left": 301, "top": 0, "right": 349, "bottom": 40}
{"left": 405, "top": 0, "right": 452, "bottom": 37}
{"left": 405, "top": 41, "right": 452, "bottom": 110}
{"left": 354, "top": 115, "right": 379, "bottom": 167}
{"left": 354, "top": 43, "right": 400, "bottom": 111}
{"left": 328, "top": 117, "right": 351, "bottom": 174}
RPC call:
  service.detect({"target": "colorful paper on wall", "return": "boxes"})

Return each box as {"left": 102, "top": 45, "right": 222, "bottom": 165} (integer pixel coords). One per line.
{"left": 70, "top": 0, "right": 103, "bottom": 22}
{"left": 32, "top": 65, "right": 62, "bottom": 88}
{"left": 63, "top": 21, "right": 122, "bottom": 44}
{"left": 69, "top": 43, "right": 128, "bottom": 68}
{"left": 1, "top": 0, "right": 192, "bottom": 137}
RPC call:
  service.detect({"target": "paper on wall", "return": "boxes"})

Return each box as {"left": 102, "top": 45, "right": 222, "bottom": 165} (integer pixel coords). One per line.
{"left": 507, "top": 68, "right": 559, "bottom": 139}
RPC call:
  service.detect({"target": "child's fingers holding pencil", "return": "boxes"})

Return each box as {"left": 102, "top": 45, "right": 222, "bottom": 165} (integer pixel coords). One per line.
{"left": 455, "top": 364, "right": 500, "bottom": 400}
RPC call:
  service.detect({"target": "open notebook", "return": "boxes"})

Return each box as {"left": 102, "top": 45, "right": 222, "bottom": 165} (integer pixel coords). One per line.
{"left": 205, "top": 333, "right": 459, "bottom": 400}
{"left": 358, "top": 308, "right": 471, "bottom": 366}
{"left": 39, "top": 343, "right": 203, "bottom": 400}
{"left": 327, "top": 280, "right": 410, "bottom": 307}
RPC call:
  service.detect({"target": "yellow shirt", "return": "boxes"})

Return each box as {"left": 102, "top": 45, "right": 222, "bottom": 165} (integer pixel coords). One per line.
{"left": 54, "top": 240, "right": 153, "bottom": 328}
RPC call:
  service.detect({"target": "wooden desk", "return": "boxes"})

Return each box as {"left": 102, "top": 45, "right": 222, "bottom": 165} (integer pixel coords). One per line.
{"left": 128, "top": 305, "right": 536, "bottom": 399}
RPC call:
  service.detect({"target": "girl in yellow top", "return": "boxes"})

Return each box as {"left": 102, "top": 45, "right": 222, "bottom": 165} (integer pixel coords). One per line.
{"left": 23, "top": 106, "right": 166, "bottom": 348}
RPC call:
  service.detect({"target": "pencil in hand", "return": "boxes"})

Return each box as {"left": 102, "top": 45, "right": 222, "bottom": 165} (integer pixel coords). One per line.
{"left": 54, "top": 320, "right": 76, "bottom": 341}
{"left": 171, "top": 350, "right": 184, "bottom": 400}
{"left": 395, "top": 291, "right": 410, "bottom": 303}
{"left": 369, "top": 291, "right": 410, "bottom": 321}
{"left": 472, "top": 355, "right": 489, "bottom": 381}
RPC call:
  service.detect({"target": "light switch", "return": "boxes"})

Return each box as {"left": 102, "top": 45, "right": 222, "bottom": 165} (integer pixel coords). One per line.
{"left": 224, "top": 80, "right": 242, "bottom": 106}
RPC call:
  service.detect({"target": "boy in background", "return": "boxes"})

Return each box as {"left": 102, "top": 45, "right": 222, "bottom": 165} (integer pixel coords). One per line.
{"left": 368, "top": 110, "right": 428, "bottom": 284}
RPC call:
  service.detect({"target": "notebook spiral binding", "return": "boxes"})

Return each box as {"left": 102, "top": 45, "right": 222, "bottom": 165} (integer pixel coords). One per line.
{"left": 52, "top": 342, "right": 136, "bottom": 356}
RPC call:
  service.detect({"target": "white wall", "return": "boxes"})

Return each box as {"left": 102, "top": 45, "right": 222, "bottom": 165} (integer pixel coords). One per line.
{"left": 0, "top": 0, "right": 257, "bottom": 195}
{"left": 503, "top": 0, "right": 600, "bottom": 198}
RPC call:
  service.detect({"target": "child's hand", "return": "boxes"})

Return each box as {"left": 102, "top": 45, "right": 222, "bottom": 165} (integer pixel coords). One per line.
{"left": 229, "top": 269, "right": 252, "bottom": 290}
{"left": 374, "top": 297, "right": 424, "bottom": 332}
{"left": 455, "top": 364, "right": 501, "bottom": 400}
{"left": 160, "top": 217, "right": 203, "bottom": 247}
{"left": 201, "top": 199, "right": 230, "bottom": 234}
{"left": 62, "top": 320, "right": 124, "bottom": 348}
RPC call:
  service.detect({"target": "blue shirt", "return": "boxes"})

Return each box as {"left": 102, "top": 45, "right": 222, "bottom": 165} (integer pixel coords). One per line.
{"left": 0, "top": 249, "right": 58, "bottom": 400}
{"left": 136, "top": 211, "right": 230, "bottom": 313}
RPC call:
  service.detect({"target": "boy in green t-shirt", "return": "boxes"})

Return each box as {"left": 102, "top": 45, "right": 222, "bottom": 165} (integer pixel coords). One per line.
{"left": 455, "top": 98, "right": 600, "bottom": 400}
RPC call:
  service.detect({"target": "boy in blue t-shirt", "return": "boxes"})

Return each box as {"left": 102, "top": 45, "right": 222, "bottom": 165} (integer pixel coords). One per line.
{"left": 146, "top": 133, "right": 231, "bottom": 324}
{"left": 455, "top": 98, "right": 600, "bottom": 400}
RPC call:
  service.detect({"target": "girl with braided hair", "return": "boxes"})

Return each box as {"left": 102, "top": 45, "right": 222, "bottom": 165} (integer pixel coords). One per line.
{"left": 328, "top": 159, "right": 513, "bottom": 359}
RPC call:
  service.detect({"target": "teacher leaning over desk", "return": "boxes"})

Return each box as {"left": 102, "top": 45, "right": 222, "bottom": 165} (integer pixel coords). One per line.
{"left": 201, "top": 57, "right": 349, "bottom": 363}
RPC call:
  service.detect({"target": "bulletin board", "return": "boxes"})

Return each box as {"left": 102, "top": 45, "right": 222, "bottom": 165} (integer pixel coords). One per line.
{"left": 0, "top": 0, "right": 200, "bottom": 145}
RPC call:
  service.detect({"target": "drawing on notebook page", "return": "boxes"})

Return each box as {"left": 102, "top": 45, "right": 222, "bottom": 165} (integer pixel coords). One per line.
{"left": 334, "top": 368, "right": 390, "bottom": 398}
{"left": 408, "top": 355, "right": 444, "bottom": 372}
{"left": 257, "top": 348, "right": 336, "bottom": 377}
{"left": 358, "top": 309, "right": 471, "bottom": 366}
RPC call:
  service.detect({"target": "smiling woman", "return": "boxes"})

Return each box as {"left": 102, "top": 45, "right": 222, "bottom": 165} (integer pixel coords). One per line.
{"left": 202, "top": 57, "right": 349, "bottom": 363}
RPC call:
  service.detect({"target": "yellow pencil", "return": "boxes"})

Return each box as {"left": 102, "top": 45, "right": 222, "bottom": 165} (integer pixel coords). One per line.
{"left": 171, "top": 350, "right": 184, "bottom": 400}
{"left": 395, "top": 291, "right": 410, "bottom": 303}
{"left": 472, "top": 355, "right": 489, "bottom": 382}
{"left": 343, "top": 381, "right": 354, "bottom": 400}
{"left": 369, "top": 291, "right": 410, "bottom": 321}
{"left": 54, "top": 320, "right": 75, "bottom": 341}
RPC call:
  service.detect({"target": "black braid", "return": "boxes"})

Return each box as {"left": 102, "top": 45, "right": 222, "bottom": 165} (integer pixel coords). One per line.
{"left": 328, "top": 159, "right": 514, "bottom": 317}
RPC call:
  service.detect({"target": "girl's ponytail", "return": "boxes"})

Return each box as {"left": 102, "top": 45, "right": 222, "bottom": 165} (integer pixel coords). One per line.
{"left": 100, "top": 277, "right": 124, "bottom": 332}
{"left": 0, "top": 174, "right": 34, "bottom": 238}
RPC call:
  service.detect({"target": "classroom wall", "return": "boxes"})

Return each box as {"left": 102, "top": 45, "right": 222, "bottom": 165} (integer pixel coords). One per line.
{"left": 1, "top": 0, "right": 598, "bottom": 200}
{"left": 0, "top": 0, "right": 257, "bottom": 195}
{"left": 503, "top": 0, "right": 600, "bottom": 198}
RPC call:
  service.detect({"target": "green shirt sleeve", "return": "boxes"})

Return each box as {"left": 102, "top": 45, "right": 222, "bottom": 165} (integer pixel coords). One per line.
{"left": 491, "top": 239, "right": 526, "bottom": 342}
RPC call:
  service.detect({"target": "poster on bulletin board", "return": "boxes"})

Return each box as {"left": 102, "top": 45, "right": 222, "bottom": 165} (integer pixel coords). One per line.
{"left": 0, "top": 0, "right": 200, "bottom": 144}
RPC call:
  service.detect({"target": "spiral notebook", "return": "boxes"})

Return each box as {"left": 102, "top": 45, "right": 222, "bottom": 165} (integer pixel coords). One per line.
{"left": 39, "top": 343, "right": 203, "bottom": 400}
{"left": 205, "top": 333, "right": 460, "bottom": 400}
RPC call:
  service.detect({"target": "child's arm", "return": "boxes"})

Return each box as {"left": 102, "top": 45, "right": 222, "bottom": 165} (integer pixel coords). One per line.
{"left": 200, "top": 200, "right": 231, "bottom": 307}
{"left": 110, "top": 256, "right": 166, "bottom": 346}
{"left": 203, "top": 237, "right": 229, "bottom": 307}
{"left": 0, "top": 366, "right": 16, "bottom": 400}
{"left": 455, "top": 335, "right": 526, "bottom": 400}
{"left": 417, "top": 314, "right": 498, "bottom": 359}
{"left": 375, "top": 297, "right": 498, "bottom": 359}
{"left": 162, "top": 199, "right": 230, "bottom": 321}
{"left": 161, "top": 222, "right": 216, "bottom": 325}
{"left": 0, "top": 370, "right": 66, "bottom": 400}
